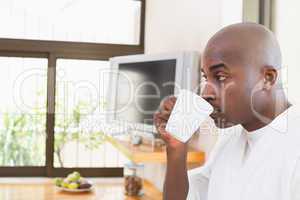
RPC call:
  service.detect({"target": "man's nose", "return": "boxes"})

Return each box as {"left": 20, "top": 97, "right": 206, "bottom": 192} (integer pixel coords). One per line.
{"left": 201, "top": 82, "right": 217, "bottom": 102}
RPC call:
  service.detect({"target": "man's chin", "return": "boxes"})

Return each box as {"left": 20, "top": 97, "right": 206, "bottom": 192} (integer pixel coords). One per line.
{"left": 212, "top": 118, "right": 235, "bottom": 129}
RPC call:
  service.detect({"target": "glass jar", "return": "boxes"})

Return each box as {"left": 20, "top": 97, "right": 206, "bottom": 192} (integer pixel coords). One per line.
{"left": 124, "top": 162, "right": 144, "bottom": 196}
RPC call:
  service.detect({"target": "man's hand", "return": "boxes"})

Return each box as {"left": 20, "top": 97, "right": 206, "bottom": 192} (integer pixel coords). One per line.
{"left": 154, "top": 96, "right": 189, "bottom": 200}
{"left": 154, "top": 96, "right": 187, "bottom": 150}
{"left": 154, "top": 96, "right": 187, "bottom": 153}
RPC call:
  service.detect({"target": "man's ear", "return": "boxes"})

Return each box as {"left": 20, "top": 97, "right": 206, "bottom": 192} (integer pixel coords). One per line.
{"left": 263, "top": 67, "right": 278, "bottom": 90}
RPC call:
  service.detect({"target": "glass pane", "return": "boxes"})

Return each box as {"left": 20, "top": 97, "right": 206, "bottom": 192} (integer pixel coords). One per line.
{"left": 0, "top": 57, "right": 47, "bottom": 166}
{"left": 54, "top": 59, "right": 128, "bottom": 168}
{"left": 0, "top": 0, "right": 141, "bottom": 45}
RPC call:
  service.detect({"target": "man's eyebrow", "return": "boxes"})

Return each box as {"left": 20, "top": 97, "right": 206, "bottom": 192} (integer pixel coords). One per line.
{"left": 201, "top": 63, "right": 227, "bottom": 75}
{"left": 209, "top": 63, "right": 226, "bottom": 71}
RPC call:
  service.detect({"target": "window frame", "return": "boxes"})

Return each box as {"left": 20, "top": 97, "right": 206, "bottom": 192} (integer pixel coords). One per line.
{"left": 0, "top": 0, "right": 145, "bottom": 177}
{"left": 243, "top": 0, "right": 273, "bottom": 30}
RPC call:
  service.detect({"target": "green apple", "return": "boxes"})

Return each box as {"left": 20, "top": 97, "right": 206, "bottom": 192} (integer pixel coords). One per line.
{"left": 73, "top": 171, "right": 81, "bottom": 177}
{"left": 67, "top": 172, "right": 81, "bottom": 182}
{"left": 72, "top": 171, "right": 81, "bottom": 181}
{"left": 54, "top": 178, "right": 63, "bottom": 187}
{"left": 66, "top": 174, "right": 75, "bottom": 182}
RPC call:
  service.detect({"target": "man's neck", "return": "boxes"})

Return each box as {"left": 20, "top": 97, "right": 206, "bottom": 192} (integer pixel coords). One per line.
{"left": 242, "top": 97, "right": 291, "bottom": 132}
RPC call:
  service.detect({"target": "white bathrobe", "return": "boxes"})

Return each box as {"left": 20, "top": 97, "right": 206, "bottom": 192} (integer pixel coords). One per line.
{"left": 187, "top": 105, "right": 300, "bottom": 200}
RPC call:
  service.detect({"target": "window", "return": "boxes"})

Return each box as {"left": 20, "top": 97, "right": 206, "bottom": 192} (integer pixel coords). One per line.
{"left": 54, "top": 59, "right": 128, "bottom": 168}
{"left": 0, "top": 0, "right": 145, "bottom": 177}
{"left": 0, "top": 57, "right": 47, "bottom": 166}
{"left": 0, "top": 0, "right": 142, "bottom": 44}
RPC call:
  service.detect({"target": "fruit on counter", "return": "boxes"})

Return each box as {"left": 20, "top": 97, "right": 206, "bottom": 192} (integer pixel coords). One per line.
{"left": 54, "top": 178, "right": 63, "bottom": 187}
{"left": 68, "top": 182, "right": 79, "bottom": 189}
{"left": 61, "top": 182, "right": 69, "bottom": 188}
{"left": 78, "top": 177, "right": 87, "bottom": 184}
{"left": 79, "top": 183, "right": 92, "bottom": 189}
{"left": 67, "top": 172, "right": 80, "bottom": 182}
{"left": 54, "top": 171, "right": 92, "bottom": 189}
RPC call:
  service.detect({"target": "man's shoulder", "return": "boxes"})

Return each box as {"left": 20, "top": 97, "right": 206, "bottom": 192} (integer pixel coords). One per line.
{"left": 284, "top": 104, "right": 300, "bottom": 138}
{"left": 271, "top": 104, "right": 300, "bottom": 138}
{"left": 277, "top": 105, "right": 300, "bottom": 157}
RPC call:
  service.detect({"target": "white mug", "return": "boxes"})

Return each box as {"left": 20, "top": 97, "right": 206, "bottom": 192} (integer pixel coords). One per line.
{"left": 166, "top": 89, "right": 213, "bottom": 143}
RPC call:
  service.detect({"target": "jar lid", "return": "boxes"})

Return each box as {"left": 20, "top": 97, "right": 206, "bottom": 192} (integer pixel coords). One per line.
{"left": 124, "top": 162, "right": 144, "bottom": 169}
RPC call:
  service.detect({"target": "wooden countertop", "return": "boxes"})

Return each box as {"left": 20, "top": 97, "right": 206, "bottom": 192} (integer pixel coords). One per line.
{"left": 106, "top": 136, "right": 205, "bottom": 164}
{"left": 0, "top": 178, "right": 162, "bottom": 200}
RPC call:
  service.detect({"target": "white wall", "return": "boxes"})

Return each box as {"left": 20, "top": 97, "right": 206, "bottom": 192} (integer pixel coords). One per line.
{"left": 273, "top": 0, "right": 300, "bottom": 105}
{"left": 145, "top": 0, "right": 243, "bottom": 54}
{"left": 220, "top": 0, "right": 244, "bottom": 27}
{"left": 144, "top": 0, "right": 243, "bottom": 190}
{"left": 145, "top": 0, "right": 222, "bottom": 54}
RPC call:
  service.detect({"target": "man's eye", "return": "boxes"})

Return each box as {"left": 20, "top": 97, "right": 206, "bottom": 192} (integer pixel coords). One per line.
{"left": 216, "top": 75, "right": 226, "bottom": 81}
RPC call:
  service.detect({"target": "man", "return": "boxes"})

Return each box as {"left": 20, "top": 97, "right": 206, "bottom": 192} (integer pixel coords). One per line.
{"left": 154, "top": 23, "right": 300, "bottom": 200}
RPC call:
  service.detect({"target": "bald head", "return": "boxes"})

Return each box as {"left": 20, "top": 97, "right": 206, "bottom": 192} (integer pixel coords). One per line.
{"left": 203, "top": 23, "right": 282, "bottom": 72}
{"left": 201, "top": 23, "right": 288, "bottom": 131}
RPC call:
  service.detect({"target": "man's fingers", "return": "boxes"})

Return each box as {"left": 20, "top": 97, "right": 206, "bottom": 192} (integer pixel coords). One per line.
{"left": 158, "top": 112, "right": 170, "bottom": 121}
{"left": 157, "top": 125, "right": 170, "bottom": 140}
{"left": 162, "top": 96, "right": 177, "bottom": 111}
{"left": 168, "top": 96, "right": 177, "bottom": 103}
{"left": 154, "top": 96, "right": 177, "bottom": 143}
{"left": 159, "top": 96, "right": 177, "bottom": 112}
{"left": 157, "top": 106, "right": 172, "bottom": 119}
{"left": 163, "top": 101, "right": 174, "bottom": 111}
{"left": 154, "top": 114, "right": 167, "bottom": 129}
{"left": 153, "top": 113, "right": 169, "bottom": 137}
